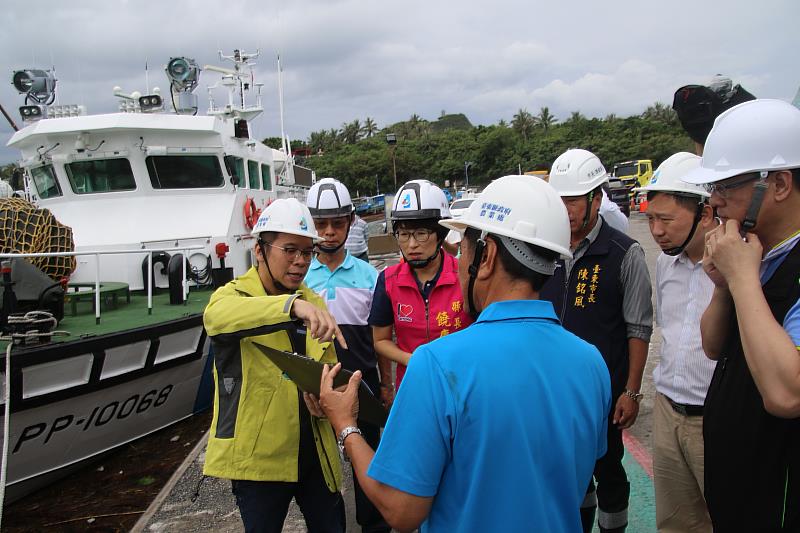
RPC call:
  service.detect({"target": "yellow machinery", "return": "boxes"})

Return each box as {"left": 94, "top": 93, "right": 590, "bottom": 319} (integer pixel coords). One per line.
{"left": 613, "top": 160, "right": 653, "bottom": 189}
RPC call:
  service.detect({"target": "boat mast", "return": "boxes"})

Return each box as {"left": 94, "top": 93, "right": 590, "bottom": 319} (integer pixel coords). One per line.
{"left": 277, "top": 54, "right": 288, "bottom": 154}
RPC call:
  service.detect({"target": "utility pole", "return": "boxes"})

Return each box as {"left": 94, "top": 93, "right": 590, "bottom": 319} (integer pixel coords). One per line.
{"left": 386, "top": 133, "right": 398, "bottom": 190}
{"left": 464, "top": 161, "right": 473, "bottom": 190}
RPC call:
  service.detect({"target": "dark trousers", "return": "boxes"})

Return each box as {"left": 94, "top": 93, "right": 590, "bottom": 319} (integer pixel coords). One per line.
{"left": 583, "top": 406, "right": 630, "bottom": 533}
{"left": 351, "top": 367, "right": 391, "bottom": 533}
{"left": 231, "top": 396, "right": 345, "bottom": 533}
{"left": 232, "top": 477, "right": 345, "bottom": 533}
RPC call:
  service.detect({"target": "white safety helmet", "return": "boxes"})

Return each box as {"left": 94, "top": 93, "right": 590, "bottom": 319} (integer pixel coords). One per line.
{"left": 684, "top": 99, "right": 800, "bottom": 184}
{"left": 633, "top": 152, "right": 709, "bottom": 198}
{"left": 441, "top": 175, "right": 572, "bottom": 260}
{"left": 307, "top": 177, "right": 354, "bottom": 218}
{"left": 250, "top": 198, "right": 321, "bottom": 242}
{"left": 391, "top": 180, "right": 451, "bottom": 223}
{"left": 549, "top": 149, "right": 609, "bottom": 197}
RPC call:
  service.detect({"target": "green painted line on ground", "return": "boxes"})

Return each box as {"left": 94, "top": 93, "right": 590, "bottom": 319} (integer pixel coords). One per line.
{"left": 592, "top": 450, "right": 656, "bottom": 533}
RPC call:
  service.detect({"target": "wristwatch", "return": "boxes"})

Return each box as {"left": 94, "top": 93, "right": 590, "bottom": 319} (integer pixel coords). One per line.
{"left": 337, "top": 426, "right": 362, "bottom": 461}
{"left": 624, "top": 389, "right": 644, "bottom": 403}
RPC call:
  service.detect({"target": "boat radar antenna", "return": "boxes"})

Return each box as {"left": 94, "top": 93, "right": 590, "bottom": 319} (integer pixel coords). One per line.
{"left": 112, "top": 85, "right": 164, "bottom": 114}
{"left": 165, "top": 57, "right": 200, "bottom": 115}
{"left": 204, "top": 49, "right": 264, "bottom": 124}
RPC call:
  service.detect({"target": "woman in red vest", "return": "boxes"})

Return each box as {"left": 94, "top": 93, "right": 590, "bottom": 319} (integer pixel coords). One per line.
{"left": 368, "top": 180, "right": 473, "bottom": 408}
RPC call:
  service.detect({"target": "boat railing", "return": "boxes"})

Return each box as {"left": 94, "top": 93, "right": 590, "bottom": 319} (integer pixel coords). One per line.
{"left": 0, "top": 245, "right": 207, "bottom": 325}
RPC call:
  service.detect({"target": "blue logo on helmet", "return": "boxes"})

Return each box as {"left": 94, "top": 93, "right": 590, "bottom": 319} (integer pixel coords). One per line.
{"left": 299, "top": 217, "right": 308, "bottom": 231}
{"left": 651, "top": 169, "right": 661, "bottom": 185}
{"left": 401, "top": 193, "right": 412, "bottom": 209}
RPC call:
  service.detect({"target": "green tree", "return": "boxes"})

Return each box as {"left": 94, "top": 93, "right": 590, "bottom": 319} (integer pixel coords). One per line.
{"left": 1, "top": 164, "right": 18, "bottom": 181}
{"left": 641, "top": 102, "right": 678, "bottom": 126}
{"left": 566, "top": 111, "right": 586, "bottom": 124}
{"left": 340, "top": 120, "right": 361, "bottom": 144}
{"left": 361, "top": 117, "right": 378, "bottom": 138}
{"left": 511, "top": 108, "right": 536, "bottom": 141}
{"left": 537, "top": 107, "right": 558, "bottom": 132}
{"left": 303, "top": 103, "right": 693, "bottom": 192}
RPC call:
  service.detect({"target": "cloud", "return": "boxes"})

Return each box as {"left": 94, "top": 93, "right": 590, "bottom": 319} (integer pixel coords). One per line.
{"left": 530, "top": 60, "right": 666, "bottom": 119}
{"left": 1, "top": 0, "right": 799, "bottom": 165}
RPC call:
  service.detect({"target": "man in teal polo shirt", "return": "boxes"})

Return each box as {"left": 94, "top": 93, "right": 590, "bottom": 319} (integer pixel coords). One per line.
{"left": 314, "top": 175, "right": 611, "bottom": 532}
{"left": 305, "top": 178, "right": 391, "bottom": 533}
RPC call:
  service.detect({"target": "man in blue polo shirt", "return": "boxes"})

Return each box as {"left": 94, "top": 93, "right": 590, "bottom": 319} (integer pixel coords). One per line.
{"left": 304, "top": 178, "right": 391, "bottom": 533}
{"left": 314, "top": 175, "right": 611, "bottom": 532}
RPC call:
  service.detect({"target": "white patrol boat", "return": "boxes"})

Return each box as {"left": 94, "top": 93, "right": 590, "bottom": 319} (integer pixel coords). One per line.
{"left": 0, "top": 49, "right": 311, "bottom": 504}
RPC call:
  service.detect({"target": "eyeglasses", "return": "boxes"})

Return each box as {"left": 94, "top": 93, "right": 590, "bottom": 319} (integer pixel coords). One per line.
{"left": 703, "top": 173, "right": 763, "bottom": 198}
{"left": 394, "top": 229, "right": 434, "bottom": 243}
{"left": 264, "top": 242, "right": 314, "bottom": 262}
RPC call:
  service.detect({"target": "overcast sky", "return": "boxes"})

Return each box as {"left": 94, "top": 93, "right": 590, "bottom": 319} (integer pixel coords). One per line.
{"left": 1, "top": 0, "right": 798, "bottom": 164}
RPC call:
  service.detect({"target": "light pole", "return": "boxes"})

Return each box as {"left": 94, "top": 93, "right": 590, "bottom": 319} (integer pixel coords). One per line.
{"left": 386, "top": 133, "right": 398, "bottom": 190}
{"left": 464, "top": 161, "right": 473, "bottom": 190}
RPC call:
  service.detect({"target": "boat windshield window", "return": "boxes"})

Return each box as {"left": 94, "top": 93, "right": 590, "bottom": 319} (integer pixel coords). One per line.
{"left": 248, "top": 160, "right": 260, "bottom": 190}
{"left": 233, "top": 158, "right": 245, "bottom": 187}
{"left": 66, "top": 158, "right": 136, "bottom": 194}
{"left": 30, "top": 164, "right": 62, "bottom": 198}
{"left": 261, "top": 164, "right": 272, "bottom": 191}
{"left": 146, "top": 155, "right": 224, "bottom": 189}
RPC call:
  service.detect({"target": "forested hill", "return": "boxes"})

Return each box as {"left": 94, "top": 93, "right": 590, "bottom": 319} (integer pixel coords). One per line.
{"left": 272, "top": 104, "right": 693, "bottom": 196}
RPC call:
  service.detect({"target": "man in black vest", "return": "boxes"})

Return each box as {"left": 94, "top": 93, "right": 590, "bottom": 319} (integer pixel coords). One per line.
{"left": 540, "top": 149, "right": 653, "bottom": 533}
{"left": 684, "top": 99, "right": 800, "bottom": 532}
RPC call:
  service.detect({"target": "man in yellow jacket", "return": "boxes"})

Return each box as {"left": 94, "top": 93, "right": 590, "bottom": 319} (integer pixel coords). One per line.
{"left": 203, "top": 198, "right": 347, "bottom": 533}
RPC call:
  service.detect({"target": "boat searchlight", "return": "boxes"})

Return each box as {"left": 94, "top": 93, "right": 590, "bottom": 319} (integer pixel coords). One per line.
{"left": 165, "top": 57, "right": 200, "bottom": 115}
{"left": 166, "top": 57, "right": 199, "bottom": 91}
{"left": 12, "top": 69, "right": 56, "bottom": 98}
{"left": 12, "top": 68, "right": 57, "bottom": 123}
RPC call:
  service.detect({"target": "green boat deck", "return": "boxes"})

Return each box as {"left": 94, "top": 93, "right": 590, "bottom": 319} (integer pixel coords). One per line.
{"left": 2, "top": 288, "right": 213, "bottom": 350}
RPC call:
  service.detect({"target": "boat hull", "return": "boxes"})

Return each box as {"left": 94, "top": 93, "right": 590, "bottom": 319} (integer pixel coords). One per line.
{"left": 0, "top": 314, "right": 212, "bottom": 502}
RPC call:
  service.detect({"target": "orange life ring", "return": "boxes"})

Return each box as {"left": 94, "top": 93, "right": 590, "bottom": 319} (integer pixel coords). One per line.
{"left": 244, "top": 197, "right": 261, "bottom": 230}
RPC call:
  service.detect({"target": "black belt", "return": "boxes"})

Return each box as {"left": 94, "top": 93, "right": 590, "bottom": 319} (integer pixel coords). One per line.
{"left": 665, "top": 395, "right": 704, "bottom": 417}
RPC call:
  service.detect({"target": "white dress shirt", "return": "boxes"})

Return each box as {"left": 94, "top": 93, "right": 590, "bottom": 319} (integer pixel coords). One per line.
{"left": 600, "top": 189, "right": 629, "bottom": 234}
{"left": 653, "top": 251, "right": 716, "bottom": 406}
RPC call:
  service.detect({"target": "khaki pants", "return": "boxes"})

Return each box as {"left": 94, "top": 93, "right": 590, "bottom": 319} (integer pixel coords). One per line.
{"left": 652, "top": 392, "right": 711, "bottom": 533}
